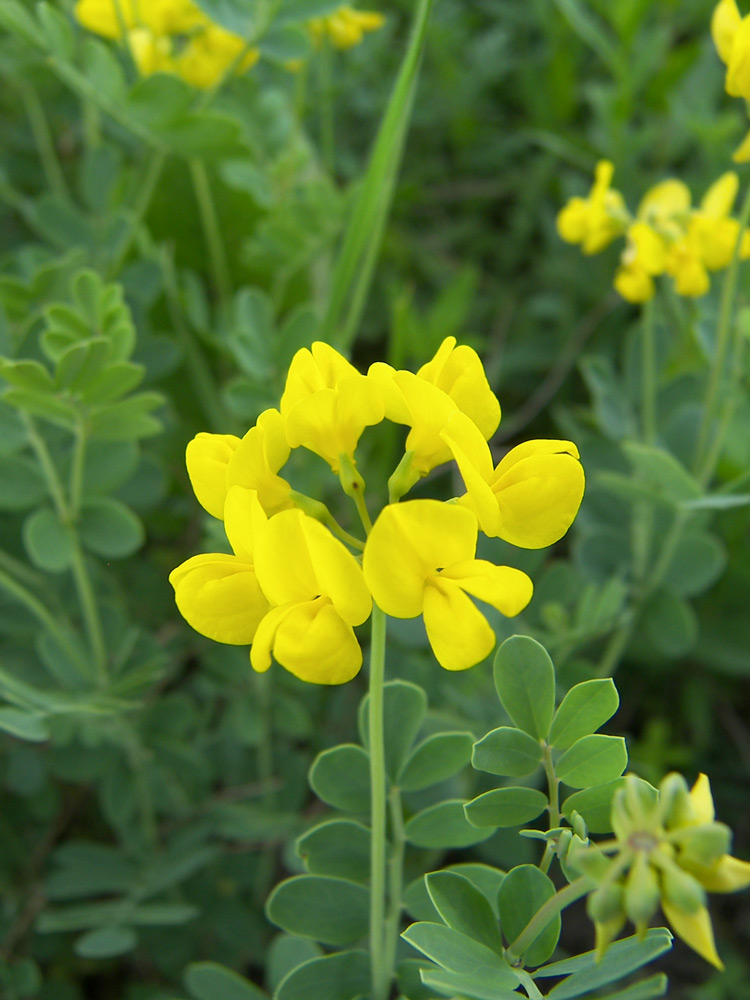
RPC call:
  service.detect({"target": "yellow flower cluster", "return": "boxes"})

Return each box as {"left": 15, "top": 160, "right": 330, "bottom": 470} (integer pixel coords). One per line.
{"left": 557, "top": 161, "right": 750, "bottom": 303}
{"left": 712, "top": 0, "right": 750, "bottom": 161}
{"left": 74, "top": 0, "right": 383, "bottom": 88}
{"left": 170, "top": 339, "right": 585, "bottom": 684}
{"left": 572, "top": 773, "right": 750, "bottom": 968}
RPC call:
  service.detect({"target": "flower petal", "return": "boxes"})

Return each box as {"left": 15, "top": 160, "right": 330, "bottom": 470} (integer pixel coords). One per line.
{"left": 422, "top": 577, "right": 495, "bottom": 670}
{"left": 226, "top": 409, "right": 292, "bottom": 515}
{"left": 441, "top": 412, "right": 500, "bottom": 535}
{"left": 254, "top": 508, "right": 319, "bottom": 605}
{"left": 300, "top": 516, "right": 372, "bottom": 626}
{"left": 262, "top": 598, "right": 363, "bottom": 684}
{"left": 661, "top": 900, "right": 723, "bottom": 969}
{"left": 687, "top": 854, "right": 750, "bottom": 893}
{"left": 712, "top": 0, "right": 742, "bottom": 63}
{"left": 224, "top": 485, "right": 265, "bottom": 561}
{"left": 170, "top": 553, "right": 268, "bottom": 645}
{"left": 186, "top": 432, "right": 240, "bottom": 519}
{"left": 442, "top": 559, "right": 533, "bottom": 617}
{"left": 417, "top": 337, "right": 501, "bottom": 440}
{"left": 688, "top": 773, "right": 715, "bottom": 824}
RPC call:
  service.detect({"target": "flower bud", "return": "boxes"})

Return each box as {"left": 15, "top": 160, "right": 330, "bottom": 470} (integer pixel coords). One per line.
{"left": 661, "top": 863, "right": 707, "bottom": 914}
{"left": 588, "top": 882, "right": 625, "bottom": 924}
{"left": 595, "top": 916, "right": 625, "bottom": 962}
{"left": 568, "top": 839, "right": 613, "bottom": 882}
{"left": 570, "top": 810, "right": 588, "bottom": 842}
{"left": 674, "top": 822, "right": 732, "bottom": 868}
{"left": 659, "top": 772, "right": 692, "bottom": 828}
{"left": 624, "top": 853, "right": 660, "bottom": 927}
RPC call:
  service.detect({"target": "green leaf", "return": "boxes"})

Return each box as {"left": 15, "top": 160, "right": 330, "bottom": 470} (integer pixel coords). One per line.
{"left": 89, "top": 392, "right": 163, "bottom": 440}
{"left": 556, "top": 735, "right": 628, "bottom": 789}
{"left": 425, "top": 872, "right": 503, "bottom": 954}
{"left": 79, "top": 362, "right": 144, "bottom": 405}
{"left": 360, "top": 680, "right": 427, "bottom": 780}
{"left": 0, "top": 401, "right": 27, "bottom": 455}
{"left": 0, "top": 455, "right": 46, "bottom": 510}
{"left": 23, "top": 508, "right": 74, "bottom": 572}
{"left": 73, "top": 925, "right": 136, "bottom": 958}
{"left": 398, "top": 731, "right": 473, "bottom": 791}
{"left": 308, "top": 744, "right": 370, "bottom": 813}
{"left": 549, "top": 679, "right": 619, "bottom": 750}
{"left": 401, "top": 922, "right": 518, "bottom": 986}
{"left": 623, "top": 441, "right": 702, "bottom": 506}
{"left": 265, "top": 875, "right": 369, "bottom": 945}
{"left": 37, "top": 2, "right": 75, "bottom": 60}
{"left": 561, "top": 779, "right": 626, "bottom": 834}
{"left": 275, "top": 950, "right": 370, "bottom": 1000}
{"left": 0, "top": 0, "right": 38, "bottom": 44}
{"left": 296, "top": 819, "right": 370, "bottom": 884}
{"left": 597, "top": 975, "right": 668, "bottom": 1000}
{"left": 405, "top": 800, "right": 494, "bottom": 848}
{"left": 641, "top": 590, "right": 698, "bottom": 658}
{"left": 259, "top": 23, "right": 310, "bottom": 62}
{"left": 472, "top": 727, "right": 543, "bottom": 777}
{"left": 78, "top": 498, "right": 144, "bottom": 559}
{"left": 498, "top": 864, "right": 560, "bottom": 966}
{"left": 184, "top": 962, "right": 269, "bottom": 1000}
{"left": 419, "top": 967, "right": 519, "bottom": 1000}
{"left": 661, "top": 531, "right": 727, "bottom": 598}
{"left": 541, "top": 928, "right": 672, "bottom": 998}
{"left": 0, "top": 708, "right": 49, "bottom": 742}
{"left": 267, "top": 936, "right": 322, "bottom": 995}
{"left": 3, "top": 389, "right": 77, "bottom": 428}
{"left": 0, "top": 359, "right": 55, "bottom": 394}
{"left": 493, "top": 636, "right": 555, "bottom": 739}
{"left": 464, "top": 788, "right": 548, "bottom": 829}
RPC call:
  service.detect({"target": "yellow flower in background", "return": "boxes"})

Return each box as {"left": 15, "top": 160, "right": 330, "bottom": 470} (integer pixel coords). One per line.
{"left": 74, "top": 0, "right": 202, "bottom": 38}
{"left": 308, "top": 5, "right": 385, "bottom": 49}
{"left": 169, "top": 487, "right": 269, "bottom": 646}
{"left": 441, "top": 413, "right": 585, "bottom": 547}
{"left": 556, "top": 160, "right": 629, "bottom": 254}
{"left": 362, "top": 501, "right": 533, "bottom": 671}
{"left": 177, "top": 24, "right": 260, "bottom": 89}
{"left": 250, "top": 503, "right": 372, "bottom": 684}
{"left": 712, "top": 0, "right": 750, "bottom": 99}
{"left": 280, "top": 342, "right": 384, "bottom": 473}
{"left": 614, "top": 222, "right": 667, "bottom": 303}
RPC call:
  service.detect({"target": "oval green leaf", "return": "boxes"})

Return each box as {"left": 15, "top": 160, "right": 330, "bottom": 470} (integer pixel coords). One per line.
{"left": 23, "top": 507, "right": 74, "bottom": 572}
{"left": 265, "top": 875, "right": 369, "bottom": 945}
{"left": 405, "top": 800, "right": 494, "bottom": 848}
{"left": 275, "top": 949, "right": 370, "bottom": 1000}
{"left": 296, "top": 819, "right": 370, "bottom": 884}
{"left": 556, "top": 735, "right": 628, "bottom": 789}
{"left": 493, "top": 636, "right": 555, "bottom": 739}
{"left": 498, "top": 864, "right": 560, "bottom": 967}
{"left": 464, "top": 787, "right": 548, "bottom": 829}
{"left": 73, "top": 925, "right": 137, "bottom": 958}
{"left": 398, "top": 731, "right": 473, "bottom": 791}
{"left": 472, "top": 727, "right": 543, "bottom": 777}
{"left": 549, "top": 679, "right": 619, "bottom": 751}
{"left": 308, "top": 744, "right": 370, "bottom": 813}
{"left": 184, "top": 961, "right": 269, "bottom": 1000}
{"left": 360, "top": 680, "right": 427, "bottom": 780}
{"left": 79, "top": 497, "right": 144, "bottom": 558}
{"left": 425, "top": 871, "right": 503, "bottom": 954}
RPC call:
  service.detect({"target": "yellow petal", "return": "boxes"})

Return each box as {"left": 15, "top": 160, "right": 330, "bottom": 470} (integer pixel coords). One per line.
{"left": 726, "top": 15, "right": 750, "bottom": 98}
{"left": 186, "top": 433, "right": 241, "bottom": 520}
{"left": 441, "top": 559, "right": 533, "bottom": 617}
{"left": 661, "top": 900, "right": 724, "bottom": 969}
{"left": 712, "top": 0, "right": 742, "bottom": 63}
{"left": 614, "top": 264, "right": 655, "bottom": 303}
{"left": 688, "top": 773, "right": 716, "bottom": 824}
{"left": 252, "top": 598, "right": 362, "bottom": 683}
{"left": 250, "top": 604, "right": 290, "bottom": 673}
{"left": 557, "top": 198, "right": 590, "bottom": 245}
{"left": 395, "top": 373, "right": 459, "bottom": 474}
{"left": 253, "top": 508, "right": 319, "bottom": 605}
{"left": 700, "top": 171, "right": 738, "bottom": 218}
{"left": 170, "top": 553, "right": 268, "bottom": 645}
{"left": 417, "top": 337, "right": 501, "bottom": 440}
{"left": 627, "top": 222, "right": 668, "bottom": 274}
{"left": 224, "top": 486, "right": 265, "bottom": 562}
{"left": 300, "top": 516, "right": 372, "bottom": 626}
{"left": 440, "top": 412, "right": 499, "bottom": 535}
{"left": 732, "top": 128, "right": 750, "bottom": 163}
{"left": 637, "top": 179, "right": 691, "bottom": 227}
{"left": 363, "top": 500, "right": 478, "bottom": 618}
{"left": 688, "top": 853, "right": 750, "bottom": 893}
{"left": 226, "top": 408, "right": 292, "bottom": 516}
{"left": 489, "top": 441, "right": 585, "bottom": 548}
{"left": 423, "top": 577, "right": 496, "bottom": 671}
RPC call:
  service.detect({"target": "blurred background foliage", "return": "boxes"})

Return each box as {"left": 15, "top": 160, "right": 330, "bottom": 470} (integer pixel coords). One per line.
{"left": 0, "top": 0, "right": 748, "bottom": 997}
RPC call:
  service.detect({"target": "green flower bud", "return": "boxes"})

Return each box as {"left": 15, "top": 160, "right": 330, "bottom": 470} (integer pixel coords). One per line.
{"left": 661, "top": 863, "right": 707, "bottom": 914}
{"left": 568, "top": 839, "right": 613, "bottom": 882}
{"left": 624, "top": 853, "right": 660, "bottom": 927}
{"left": 595, "top": 916, "right": 625, "bottom": 961}
{"left": 556, "top": 828, "right": 573, "bottom": 859}
{"left": 674, "top": 823, "right": 732, "bottom": 868}
{"left": 588, "top": 882, "right": 625, "bottom": 924}
{"left": 570, "top": 809, "right": 588, "bottom": 842}
{"left": 659, "top": 772, "right": 692, "bottom": 828}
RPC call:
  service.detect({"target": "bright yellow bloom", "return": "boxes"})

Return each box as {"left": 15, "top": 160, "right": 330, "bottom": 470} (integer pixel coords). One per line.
{"left": 308, "top": 5, "right": 385, "bottom": 49}
{"left": 74, "top": 0, "right": 202, "bottom": 38}
{"left": 556, "top": 161, "right": 629, "bottom": 254}
{"left": 440, "top": 413, "right": 584, "bottom": 548}
{"left": 177, "top": 25, "right": 260, "bottom": 89}
{"left": 129, "top": 27, "right": 177, "bottom": 76}
{"left": 415, "top": 336, "right": 501, "bottom": 442}
{"left": 250, "top": 503, "right": 372, "bottom": 684}
{"left": 169, "top": 487, "right": 269, "bottom": 646}
{"left": 732, "top": 127, "right": 750, "bottom": 162}
{"left": 362, "top": 501, "right": 533, "bottom": 671}
{"left": 614, "top": 222, "right": 668, "bottom": 303}
{"left": 712, "top": 0, "right": 750, "bottom": 99}
{"left": 280, "top": 342, "right": 384, "bottom": 473}
{"left": 186, "top": 410, "right": 292, "bottom": 521}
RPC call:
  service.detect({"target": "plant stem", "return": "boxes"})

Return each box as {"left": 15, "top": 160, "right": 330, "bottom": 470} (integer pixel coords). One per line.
{"left": 189, "top": 159, "right": 232, "bottom": 308}
{"left": 109, "top": 150, "right": 166, "bottom": 276}
{"left": 383, "top": 785, "right": 405, "bottom": 981}
{"left": 368, "top": 603, "right": 389, "bottom": 1000}
{"left": 17, "top": 81, "right": 70, "bottom": 203}
{"left": 540, "top": 743, "right": 560, "bottom": 875}
{"left": 505, "top": 877, "right": 591, "bottom": 963}
{"left": 640, "top": 296, "right": 656, "bottom": 444}
{"left": 695, "top": 179, "right": 750, "bottom": 475}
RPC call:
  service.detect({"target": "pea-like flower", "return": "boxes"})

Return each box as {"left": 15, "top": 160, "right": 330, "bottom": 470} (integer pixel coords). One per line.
{"left": 308, "top": 5, "right": 385, "bottom": 49}
{"left": 250, "top": 503, "right": 372, "bottom": 684}
{"left": 573, "top": 772, "right": 750, "bottom": 969}
{"left": 186, "top": 408, "right": 292, "bottom": 520}
{"left": 280, "top": 342, "right": 384, "bottom": 474}
{"left": 557, "top": 160, "right": 629, "bottom": 254}
{"left": 362, "top": 500, "right": 533, "bottom": 671}
{"left": 712, "top": 0, "right": 750, "bottom": 103}
{"left": 441, "top": 412, "right": 585, "bottom": 548}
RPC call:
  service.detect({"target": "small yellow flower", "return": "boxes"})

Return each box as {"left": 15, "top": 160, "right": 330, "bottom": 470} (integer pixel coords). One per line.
{"left": 556, "top": 160, "right": 629, "bottom": 254}
{"left": 362, "top": 500, "right": 533, "bottom": 671}
{"left": 614, "top": 222, "right": 668, "bottom": 304}
{"left": 280, "top": 342, "right": 384, "bottom": 474}
{"left": 177, "top": 24, "right": 260, "bottom": 89}
{"left": 440, "top": 413, "right": 585, "bottom": 548}
{"left": 712, "top": 0, "right": 750, "bottom": 99}
{"left": 75, "top": 0, "right": 202, "bottom": 39}
{"left": 308, "top": 5, "right": 385, "bottom": 49}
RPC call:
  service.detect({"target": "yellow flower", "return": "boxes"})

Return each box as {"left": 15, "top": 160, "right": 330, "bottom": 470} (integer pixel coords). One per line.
{"left": 415, "top": 336, "right": 501, "bottom": 442}
{"left": 440, "top": 413, "right": 585, "bottom": 548}
{"left": 177, "top": 24, "right": 260, "bottom": 89}
{"left": 614, "top": 222, "right": 668, "bottom": 304}
{"left": 128, "top": 27, "right": 177, "bottom": 76}
{"left": 712, "top": 0, "right": 750, "bottom": 99}
{"left": 250, "top": 502, "right": 372, "bottom": 684}
{"left": 74, "top": 0, "right": 202, "bottom": 39}
{"left": 280, "top": 342, "right": 384, "bottom": 473}
{"left": 169, "top": 487, "right": 270, "bottom": 646}
{"left": 185, "top": 409, "right": 292, "bottom": 521}
{"left": 308, "top": 5, "right": 385, "bottom": 49}
{"left": 362, "top": 501, "right": 533, "bottom": 671}
{"left": 556, "top": 160, "right": 629, "bottom": 254}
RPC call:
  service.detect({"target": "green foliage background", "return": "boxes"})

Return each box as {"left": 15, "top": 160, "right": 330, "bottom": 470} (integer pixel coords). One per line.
{"left": 0, "top": 0, "right": 748, "bottom": 997}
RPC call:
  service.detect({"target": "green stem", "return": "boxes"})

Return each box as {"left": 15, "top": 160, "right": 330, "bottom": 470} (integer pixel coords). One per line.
{"left": 515, "top": 969, "right": 544, "bottom": 1000}
{"left": 189, "top": 159, "right": 232, "bottom": 308}
{"left": 382, "top": 785, "right": 405, "bottom": 982}
{"left": 109, "top": 150, "right": 166, "bottom": 276}
{"left": 640, "top": 296, "right": 656, "bottom": 444}
{"left": 69, "top": 420, "right": 87, "bottom": 518}
{"left": 695, "top": 179, "right": 750, "bottom": 474}
{"left": 318, "top": 38, "right": 336, "bottom": 174}
{"left": 540, "top": 743, "right": 560, "bottom": 875}
{"left": 17, "top": 81, "right": 70, "bottom": 203}
{"left": 505, "top": 877, "right": 591, "bottom": 963}
{"left": 368, "top": 604, "right": 389, "bottom": 1000}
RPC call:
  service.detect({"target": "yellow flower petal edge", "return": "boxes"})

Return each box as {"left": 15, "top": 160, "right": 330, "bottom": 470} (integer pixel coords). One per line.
{"left": 186, "top": 432, "right": 241, "bottom": 520}
{"left": 661, "top": 900, "right": 724, "bottom": 970}
{"left": 226, "top": 408, "right": 293, "bottom": 516}
{"left": 417, "top": 336, "right": 501, "bottom": 441}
